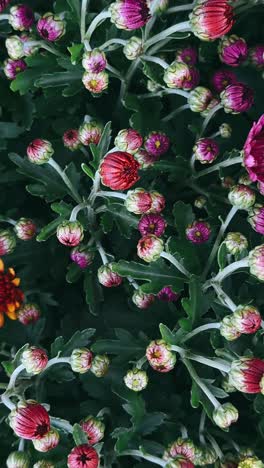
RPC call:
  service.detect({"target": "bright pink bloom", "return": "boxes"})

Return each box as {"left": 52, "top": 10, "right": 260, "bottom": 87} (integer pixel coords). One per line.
{"left": 63, "top": 129, "right": 81, "bottom": 151}
{"left": 79, "top": 122, "right": 102, "bottom": 146}
{"left": 67, "top": 444, "right": 99, "bottom": 468}
{"left": 100, "top": 151, "right": 140, "bottom": 190}
{"left": 115, "top": 128, "right": 143, "bottom": 154}
{"left": 150, "top": 191, "right": 166, "bottom": 213}
{"left": 70, "top": 245, "right": 94, "bottom": 269}
{"left": 125, "top": 189, "right": 153, "bottom": 214}
{"left": 110, "top": 0, "right": 151, "bottom": 31}
{"left": 0, "top": 230, "right": 16, "bottom": 255}
{"left": 17, "top": 303, "right": 41, "bottom": 325}
{"left": 137, "top": 234, "right": 164, "bottom": 263}
{"left": 14, "top": 218, "right": 37, "bottom": 240}
{"left": 27, "top": 139, "right": 54, "bottom": 165}
{"left": 186, "top": 220, "right": 211, "bottom": 244}
{"left": 37, "top": 13, "right": 65, "bottom": 42}
{"left": 249, "top": 45, "right": 264, "bottom": 69}
{"left": 164, "top": 62, "right": 200, "bottom": 90}
{"left": 248, "top": 204, "right": 264, "bottom": 235}
{"left": 138, "top": 214, "right": 166, "bottom": 237}
{"left": 243, "top": 114, "right": 264, "bottom": 183}
{"left": 0, "top": 0, "right": 11, "bottom": 13}
{"left": 249, "top": 244, "right": 264, "bottom": 281}
{"left": 164, "top": 438, "right": 196, "bottom": 462}
{"left": 211, "top": 69, "right": 237, "bottom": 93}
{"left": 82, "top": 49, "right": 107, "bottom": 73}
{"left": 190, "top": 0, "right": 235, "bottom": 41}
{"left": 144, "top": 132, "right": 170, "bottom": 157}
{"left": 146, "top": 340, "right": 176, "bottom": 373}
{"left": 220, "top": 83, "right": 254, "bottom": 114}
{"left": 9, "top": 402, "right": 50, "bottom": 440}
{"left": 233, "top": 305, "right": 262, "bottom": 335}
{"left": 176, "top": 47, "right": 198, "bottom": 65}
{"left": 3, "top": 58, "right": 27, "bottom": 79}
{"left": 97, "top": 264, "right": 123, "bottom": 288}
{"left": 193, "top": 138, "right": 219, "bottom": 164}
{"left": 229, "top": 358, "right": 264, "bottom": 393}
{"left": 157, "top": 286, "right": 180, "bottom": 302}
{"left": 82, "top": 71, "right": 109, "bottom": 94}
{"left": 218, "top": 35, "right": 248, "bottom": 67}
{"left": 134, "top": 149, "right": 158, "bottom": 169}
{"left": 132, "top": 290, "right": 155, "bottom": 309}
{"left": 9, "top": 4, "right": 34, "bottom": 31}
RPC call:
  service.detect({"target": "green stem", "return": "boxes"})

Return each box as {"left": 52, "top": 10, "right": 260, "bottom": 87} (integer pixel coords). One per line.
{"left": 100, "top": 38, "right": 127, "bottom": 50}
{"left": 183, "top": 359, "right": 220, "bottom": 409}
{"left": 163, "top": 88, "right": 190, "bottom": 99}
{"left": 209, "top": 258, "right": 249, "bottom": 285}
{"left": 199, "top": 410, "right": 206, "bottom": 445}
{"left": 48, "top": 158, "right": 82, "bottom": 204}
{"left": 136, "top": 356, "right": 147, "bottom": 369}
{"left": 50, "top": 416, "right": 73, "bottom": 433}
{"left": 145, "top": 20, "right": 191, "bottom": 49}
{"left": 45, "top": 357, "right": 71, "bottom": 371}
{"left": 212, "top": 283, "right": 237, "bottom": 312}
{"left": 200, "top": 104, "right": 222, "bottom": 136}
{"left": 187, "top": 354, "right": 231, "bottom": 373}
{"left": 181, "top": 323, "right": 221, "bottom": 343}
{"left": 162, "top": 104, "right": 190, "bottom": 122}
{"left": 27, "top": 41, "right": 65, "bottom": 57}
{"left": 160, "top": 251, "right": 191, "bottom": 278}
{"left": 0, "top": 216, "right": 16, "bottom": 226}
{"left": 0, "top": 364, "right": 25, "bottom": 410}
{"left": 106, "top": 63, "right": 124, "bottom": 80}
{"left": 206, "top": 433, "right": 224, "bottom": 460}
{"left": 85, "top": 10, "right": 111, "bottom": 44}
{"left": 96, "top": 191, "right": 127, "bottom": 201}
{"left": 120, "top": 450, "right": 166, "bottom": 466}
{"left": 166, "top": 3, "right": 195, "bottom": 14}
{"left": 141, "top": 55, "right": 168, "bottom": 69}
{"left": 69, "top": 203, "right": 89, "bottom": 222}
{"left": 0, "top": 14, "right": 9, "bottom": 20}
{"left": 18, "top": 438, "right": 25, "bottom": 451}
{"left": 96, "top": 241, "right": 108, "bottom": 265}
{"left": 193, "top": 156, "right": 243, "bottom": 179}
{"left": 81, "top": 0, "right": 90, "bottom": 42}
{"left": 203, "top": 206, "right": 238, "bottom": 278}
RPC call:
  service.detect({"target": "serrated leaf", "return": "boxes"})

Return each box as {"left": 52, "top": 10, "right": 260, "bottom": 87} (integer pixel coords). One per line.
{"left": 173, "top": 201, "right": 194, "bottom": 238}
{"left": 61, "top": 329, "right": 96, "bottom": 356}
{"left": 37, "top": 216, "right": 65, "bottom": 242}
{"left": 104, "top": 202, "right": 138, "bottom": 238}
{"left": 83, "top": 270, "right": 104, "bottom": 315}
{"left": 92, "top": 328, "right": 146, "bottom": 361}
{"left": 73, "top": 424, "right": 88, "bottom": 445}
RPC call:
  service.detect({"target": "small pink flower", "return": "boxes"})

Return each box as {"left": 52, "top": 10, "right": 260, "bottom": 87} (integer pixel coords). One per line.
{"left": 186, "top": 220, "right": 211, "bottom": 244}
{"left": 134, "top": 149, "right": 158, "bottom": 169}
{"left": 230, "top": 357, "right": 264, "bottom": 394}
{"left": 63, "top": 129, "right": 81, "bottom": 151}
{"left": 110, "top": 0, "right": 151, "bottom": 31}
{"left": 9, "top": 401, "right": 50, "bottom": 440}
{"left": 176, "top": 46, "right": 198, "bottom": 65}
{"left": 0, "top": 230, "right": 16, "bottom": 255}
{"left": 21, "top": 347, "right": 48, "bottom": 374}
{"left": 100, "top": 151, "right": 140, "bottom": 190}
{"left": 163, "top": 438, "right": 196, "bottom": 462}
{"left": 33, "top": 428, "right": 60, "bottom": 452}
{"left": 80, "top": 416, "right": 105, "bottom": 445}
{"left": 132, "top": 290, "right": 155, "bottom": 309}
{"left": 27, "top": 139, "right": 54, "bottom": 165}
{"left": 150, "top": 191, "right": 166, "bottom": 213}
{"left": 125, "top": 189, "right": 153, "bottom": 215}
{"left": 0, "top": 0, "right": 11, "bottom": 13}
{"left": 218, "top": 35, "right": 248, "bottom": 67}
{"left": 189, "top": 0, "right": 234, "bottom": 41}
{"left": 164, "top": 62, "right": 200, "bottom": 90}
{"left": 82, "top": 49, "right": 107, "bottom": 73}
{"left": 249, "top": 244, "right": 264, "bottom": 282}
{"left": 144, "top": 131, "right": 170, "bottom": 157}
{"left": 3, "top": 58, "right": 27, "bottom": 79}
{"left": 220, "top": 83, "right": 254, "bottom": 114}
{"left": 37, "top": 13, "right": 65, "bottom": 42}
{"left": 115, "top": 128, "right": 143, "bottom": 154}
{"left": 67, "top": 444, "right": 99, "bottom": 468}
{"left": 137, "top": 234, "right": 164, "bottom": 263}
{"left": 70, "top": 245, "right": 94, "bottom": 269}
{"left": 211, "top": 69, "right": 237, "bottom": 93}
{"left": 97, "top": 263, "right": 123, "bottom": 287}
{"left": 249, "top": 45, "right": 264, "bottom": 69}
{"left": 71, "top": 348, "right": 93, "bottom": 373}
{"left": 193, "top": 138, "right": 219, "bottom": 164}
{"left": 17, "top": 303, "right": 41, "bottom": 325}
{"left": 233, "top": 305, "right": 262, "bottom": 335}
{"left": 146, "top": 340, "right": 176, "bottom": 373}
{"left": 9, "top": 4, "right": 34, "bottom": 31}
{"left": 248, "top": 204, "right": 264, "bottom": 235}
{"left": 188, "top": 86, "right": 213, "bottom": 113}
{"left": 79, "top": 121, "right": 102, "bottom": 146}
{"left": 14, "top": 218, "right": 37, "bottom": 240}
{"left": 138, "top": 214, "right": 166, "bottom": 237}
{"left": 157, "top": 286, "right": 180, "bottom": 302}
{"left": 82, "top": 71, "right": 109, "bottom": 94}
{"left": 258, "top": 182, "right": 264, "bottom": 195}
{"left": 243, "top": 114, "right": 264, "bottom": 184}
{"left": 56, "top": 221, "right": 84, "bottom": 247}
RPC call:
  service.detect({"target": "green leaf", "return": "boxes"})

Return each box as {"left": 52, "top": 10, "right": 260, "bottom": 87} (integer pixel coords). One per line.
{"left": 112, "top": 259, "right": 184, "bottom": 294}
{"left": 83, "top": 270, "right": 104, "bottom": 315}
{"left": 159, "top": 324, "right": 179, "bottom": 345}
{"left": 68, "top": 43, "right": 84, "bottom": 64}
{"left": 51, "top": 201, "right": 73, "bottom": 217}
{"left": 66, "top": 0, "right": 81, "bottom": 20}
{"left": 92, "top": 329, "right": 146, "bottom": 362}
{"left": 0, "top": 122, "right": 24, "bottom": 138}
{"left": 217, "top": 242, "right": 228, "bottom": 270}
{"left": 181, "top": 276, "right": 204, "bottom": 325}
{"left": 81, "top": 163, "right": 95, "bottom": 180}
{"left": 66, "top": 263, "right": 82, "bottom": 284}
{"left": 1, "top": 343, "right": 29, "bottom": 377}
{"left": 90, "top": 122, "right": 112, "bottom": 170}
{"left": 61, "top": 329, "right": 96, "bottom": 356}
{"left": 142, "top": 62, "right": 164, "bottom": 86}
{"left": 51, "top": 337, "right": 65, "bottom": 358}
{"left": 173, "top": 201, "right": 194, "bottom": 238}
{"left": 36, "top": 216, "right": 65, "bottom": 242}
{"left": 10, "top": 55, "right": 57, "bottom": 95}
{"left": 35, "top": 71, "right": 83, "bottom": 89}
{"left": 104, "top": 202, "right": 138, "bottom": 238}
{"left": 72, "top": 424, "right": 88, "bottom": 445}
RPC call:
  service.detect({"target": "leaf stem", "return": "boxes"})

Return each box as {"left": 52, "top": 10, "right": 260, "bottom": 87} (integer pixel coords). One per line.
{"left": 96, "top": 191, "right": 127, "bottom": 200}
{"left": 96, "top": 241, "right": 109, "bottom": 265}
{"left": 212, "top": 283, "right": 237, "bottom": 312}
{"left": 181, "top": 323, "right": 221, "bottom": 343}
{"left": 0, "top": 14, "right": 9, "bottom": 20}
{"left": 200, "top": 104, "right": 222, "bottom": 136}
{"left": 81, "top": 0, "right": 90, "bottom": 42}
{"left": 162, "top": 104, "right": 190, "bottom": 122}
{"left": 50, "top": 416, "right": 73, "bottom": 433}
{"left": 69, "top": 203, "right": 89, "bottom": 222}
{"left": 85, "top": 10, "right": 111, "bottom": 45}
{"left": 145, "top": 21, "right": 191, "bottom": 49}
{"left": 206, "top": 258, "right": 249, "bottom": 285}
{"left": 48, "top": 158, "right": 82, "bottom": 204}
{"left": 203, "top": 206, "right": 239, "bottom": 278}
{"left": 120, "top": 450, "right": 166, "bottom": 466}
{"left": 100, "top": 38, "right": 127, "bottom": 50}
{"left": 45, "top": 357, "right": 71, "bottom": 370}
{"left": 160, "top": 251, "right": 191, "bottom": 278}
{"left": 183, "top": 359, "right": 220, "bottom": 408}
{"left": 166, "top": 3, "right": 195, "bottom": 14}
{"left": 193, "top": 156, "right": 243, "bottom": 179}
{"left": 141, "top": 55, "right": 169, "bottom": 69}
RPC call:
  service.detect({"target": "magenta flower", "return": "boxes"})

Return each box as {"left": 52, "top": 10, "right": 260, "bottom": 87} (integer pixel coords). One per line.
{"left": 157, "top": 286, "right": 180, "bottom": 302}
{"left": 132, "top": 290, "right": 155, "bottom": 309}
{"left": 144, "top": 131, "right": 170, "bottom": 157}
{"left": 82, "top": 49, "right": 107, "bottom": 73}
{"left": 193, "top": 138, "right": 219, "bottom": 164}
{"left": 115, "top": 128, "right": 143, "bottom": 154}
{"left": 110, "top": 0, "right": 151, "bottom": 31}
{"left": 220, "top": 83, "right": 254, "bottom": 114}
{"left": 70, "top": 245, "right": 94, "bottom": 269}
{"left": 138, "top": 214, "right": 166, "bottom": 237}
{"left": 37, "top": 13, "right": 65, "bottom": 42}
{"left": 3, "top": 58, "right": 26, "bottom": 79}
{"left": 249, "top": 45, "right": 264, "bottom": 69}
{"left": 218, "top": 35, "right": 248, "bottom": 67}
{"left": 186, "top": 220, "right": 211, "bottom": 244}
{"left": 0, "top": 0, "right": 11, "bottom": 13}
{"left": 211, "top": 69, "right": 237, "bottom": 93}
{"left": 9, "top": 4, "right": 34, "bottom": 31}
{"left": 243, "top": 114, "right": 264, "bottom": 183}
{"left": 146, "top": 340, "right": 176, "bottom": 373}
{"left": 134, "top": 149, "right": 158, "bottom": 169}
{"left": 175, "top": 46, "right": 198, "bottom": 65}
{"left": 248, "top": 204, "right": 264, "bottom": 235}
{"left": 63, "top": 129, "right": 81, "bottom": 151}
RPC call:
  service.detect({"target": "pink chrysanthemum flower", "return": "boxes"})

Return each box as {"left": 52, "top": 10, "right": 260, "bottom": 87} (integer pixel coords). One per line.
{"left": 186, "top": 220, "right": 211, "bottom": 244}
{"left": 211, "top": 69, "right": 237, "bottom": 93}
{"left": 138, "top": 214, "right": 166, "bottom": 237}
{"left": 144, "top": 132, "right": 170, "bottom": 157}
{"left": 110, "top": 0, "right": 151, "bottom": 31}
{"left": 218, "top": 34, "right": 248, "bottom": 67}
{"left": 243, "top": 114, "right": 264, "bottom": 183}
{"left": 157, "top": 286, "right": 180, "bottom": 302}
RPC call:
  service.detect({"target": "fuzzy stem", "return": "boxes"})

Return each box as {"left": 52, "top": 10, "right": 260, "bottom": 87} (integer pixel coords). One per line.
{"left": 0, "top": 364, "right": 26, "bottom": 410}
{"left": 187, "top": 354, "right": 231, "bottom": 373}
{"left": 81, "top": 0, "right": 90, "bottom": 42}
{"left": 89, "top": 170, "right": 101, "bottom": 205}
{"left": 136, "top": 356, "right": 147, "bottom": 369}
{"left": 162, "top": 104, "right": 190, "bottom": 122}
{"left": 209, "top": 258, "right": 249, "bottom": 284}
{"left": 145, "top": 21, "right": 191, "bottom": 49}
{"left": 120, "top": 450, "right": 166, "bottom": 466}
{"left": 193, "top": 156, "right": 243, "bottom": 179}
{"left": 106, "top": 63, "right": 124, "bottom": 80}
{"left": 0, "top": 216, "right": 16, "bottom": 226}
{"left": 0, "top": 14, "right": 9, "bottom": 20}
{"left": 160, "top": 251, "right": 191, "bottom": 278}
{"left": 128, "top": 277, "right": 140, "bottom": 290}
{"left": 206, "top": 433, "right": 224, "bottom": 460}
{"left": 50, "top": 416, "right": 73, "bottom": 433}
{"left": 100, "top": 38, "right": 127, "bottom": 50}
{"left": 69, "top": 203, "right": 89, "bottom": 222}
{"left": 48, "top": 158, "right": 82, "bottom": 204}
{"left": 180, "top": 425, "right": 188, "bottom": 439}
{"left": 45, "top": 357, "right": 71, "bottom": 370}
{"left": 183, "top": 359, "right": 220, "bottom": 408}
{"left": 181, "top": 323, "right": 221, "bottom": 343}
{"left": 199, "top": 410, "right": 206, "bottom": 445}
{"left": 18, "top": 438, "right": 25, "bottom": 451}
{"left": 85, "top": 10, "right": 111, "bottom": 43}
{"left": 96, "top": 191, "right": 127, "bottom": 200}
{"left": 212, "top": 283, "right": 237, "bottom": 312}
{"left": 210, "top": 131, "right": 221, "bottom": 139}
{"left": 26, "top": 41, "right": 65, "bottom": 57}
{"left": 203, "top": 206, "right": 239, "bottom": 278}
{"left": 141, "top": 55, "right": 169, "bottom": 69}
{"left": 1, "top": 393, "right": 15, "bottom": 410}
{"left": 201, "top": 104, "right": 223, "bottom": 135}
{"left": 166, "top": 3, "right": 195, "bottom": 14}
{"left": 163, "top": 88, "right": 190, "bottom": 99}
{"left": 96, "top": 241, "right": 109, "bottom": 265}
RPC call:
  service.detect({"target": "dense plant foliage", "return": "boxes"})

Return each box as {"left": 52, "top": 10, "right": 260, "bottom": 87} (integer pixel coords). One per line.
{"left": 0, "top": 0, "right": 264, "bottom": 467}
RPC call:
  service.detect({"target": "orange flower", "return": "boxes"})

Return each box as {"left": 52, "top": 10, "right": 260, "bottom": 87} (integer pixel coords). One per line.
{"left": 0, "top": 258, "right": 24, "bottom": 327}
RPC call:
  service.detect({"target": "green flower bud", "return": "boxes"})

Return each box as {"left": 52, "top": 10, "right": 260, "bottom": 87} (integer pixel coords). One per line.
{"left": 70, "top": 348, "right": 93, "bottom": 373}
{"left": 219, "top": 123, "right": 232, "bottom": 138}
{"left": 238, "top": 457, "right": 264, "bottom": 468}
{"left": 90, "top": 354, "right": 110, "bottom": 377}
{"left": 124, "top": 368, "right": 148, "bottom": 391}
{"left": 220, "top": 316, "right": 241, "bottom": 341}
{"left": 6, "top": 35, "right": 24, "bottom": 59}
{"left": 213, "top": 403, "right": 239, "bottom": 429}
{"left": 6, "top": 451, "right": 30, "bottom": 468}
{"left": 228, "top": 184, "right": 256, "bottom": 210}
{"left": 123, "top": 36, "right": 143, "bottom": 60}
{"left": 225, "top": 232, "right": 248, "bottom": 255}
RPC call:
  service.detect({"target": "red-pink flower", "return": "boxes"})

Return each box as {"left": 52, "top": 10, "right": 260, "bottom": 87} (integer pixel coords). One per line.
{"left": 56, "top": 221, "right": 84, "bottom": 247}
{"left": 249, "top": 45, "right": 264, "bottom": 69}
{"left": 218, "top": 35, "right": 248, "bottom": 67}
{"left": 100, "top": 151, "right": 140, "bottom": 190}
{"left": 190, "top": 0, "right": 235, "bottom": 41}
{"left": 27, "top": 139, "right": 54, "bottom": 165}
{"left": 157, "top": 286, "right": 180, "bottom": 302}
{"left": 211, "top": 69, "right": 237, "bottom": 93}
{"left": 67, "top": 444, "right": 99, "bottom": 468}
{"left": 9, "top": 401, "right": 50, "bottom": 440}
{"left": 193, "top": 138, "right": 219, "bottom": 164}
{"left": 248, "top": 204, "right": 264, "bottom": 235}
{"left": 146, "top": 340, "right": 176, "bottom": 373}
{"left": 163, "top": 438, "right": 196, "bottom": 462}
{"left": 63, "top": 129, "right": 81, "bottom": 151}
{"left": 233, "top": 305, "right": 261, "bottom": 335}
{"left": 110, "top": 0, "right": 151, "bottom": 31}
{"left": 229, "top": 357, "right": 264, "bottom": 394}
{"left": 97, "top": 263, "right": 123, "bottom": 288}
{"left": 243, "top": 114, "right": 264, "bottom": 183}
{"left": 115, "top": 128, "right": 143, "bottom": 154}
{"left": 9, "top": 4, "right": 34, "bottom": 31}
{"left": 3, "top": 58, "right": 27, "bottom": 80}
{"left": 125, "top": 188, "right": 153, "bottom": 214}
{"left": 17, "top": 303, "right": 41, "bottom": 325}
{"left": 14, "top": 218, "right": 37, "bottom": 241}
{"left": 37, "top": 13, "right": 65, "bottom": 42}
{"left": 220, "top": 83, "right": 254, "bottom": 114}
{"left": 138, "top": 214, "right": 166, "bottom": 237}
{"left": 80, "top": 416, "right": 105, "bottom": 445}
{"left": 176, "top": 47, "right": 198, "bottom": 65}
